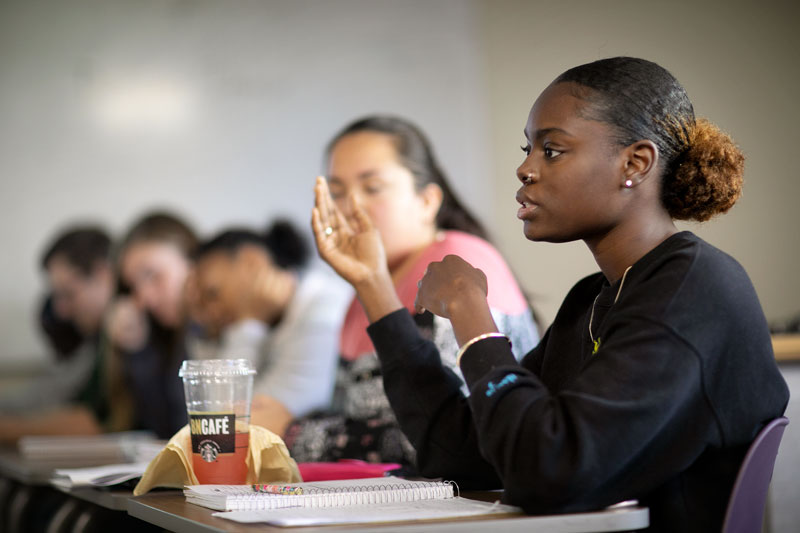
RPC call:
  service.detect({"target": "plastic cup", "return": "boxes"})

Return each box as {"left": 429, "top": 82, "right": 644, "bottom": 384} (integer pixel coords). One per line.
{"left": 179, "top": 359, "right": 256, "bottom": 484}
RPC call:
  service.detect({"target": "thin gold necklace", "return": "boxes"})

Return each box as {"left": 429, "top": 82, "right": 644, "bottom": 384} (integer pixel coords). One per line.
{"left": 588, "top": 265, "right": 632, "bottom": 355}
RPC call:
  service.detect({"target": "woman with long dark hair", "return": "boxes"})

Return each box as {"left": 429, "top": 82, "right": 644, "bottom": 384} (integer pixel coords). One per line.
{"left": 285, "top": 116, "right": 539, "bottom": 467}
{"left": 108, "top": 211, "right": 197, "bottom": 438}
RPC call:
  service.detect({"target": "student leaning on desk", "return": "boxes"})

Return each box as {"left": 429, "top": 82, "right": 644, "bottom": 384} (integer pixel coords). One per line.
{"left": 185, "top": 219, "right": 353, "bottom": 436}
{"left": 107, "top": 211, "right": 197, "bottom": 439}
{"left": 311, "top": 57, "right": 789, "bottom": 533}
{"left": 0, "top": 227, "right": 133, "bottom": 443}
{"left": 287, "top": 116, "right": 539, "bottom": 468}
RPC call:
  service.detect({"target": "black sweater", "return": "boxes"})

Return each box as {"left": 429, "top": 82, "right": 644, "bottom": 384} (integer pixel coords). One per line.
{"left": 367, "top": 232, "right": 789, "bottom": 533}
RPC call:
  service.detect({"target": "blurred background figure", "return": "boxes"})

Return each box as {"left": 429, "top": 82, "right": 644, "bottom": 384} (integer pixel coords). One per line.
{"left": 0, "top": 226, "right": 131, "bottom": 443}
{"left": 286, "top": 115, "right": 539, "bottom": 467}
{"left": 107, "top": 211, "right": 197, "bottom": 439}
{"left": 187, "top": 220, "right": 352, "bottom": 436}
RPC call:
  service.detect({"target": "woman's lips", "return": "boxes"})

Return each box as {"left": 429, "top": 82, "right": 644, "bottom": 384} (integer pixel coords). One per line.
{"left": 517, "top": 200, "right": 538, "bottom": 220}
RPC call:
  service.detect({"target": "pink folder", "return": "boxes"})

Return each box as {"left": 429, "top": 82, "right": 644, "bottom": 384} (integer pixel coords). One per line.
{"left": 297, "top": 459, "right": 402, "bottom": 481}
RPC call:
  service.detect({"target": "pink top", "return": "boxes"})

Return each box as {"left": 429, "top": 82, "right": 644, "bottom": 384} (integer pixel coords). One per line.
{"left": 340, "top": 231, "right": 529, "bottom": 360}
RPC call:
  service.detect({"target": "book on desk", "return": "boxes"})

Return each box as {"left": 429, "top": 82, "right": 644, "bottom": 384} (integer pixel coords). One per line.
{"left": 184, "top": 475, "right": 522, "bottom": 526}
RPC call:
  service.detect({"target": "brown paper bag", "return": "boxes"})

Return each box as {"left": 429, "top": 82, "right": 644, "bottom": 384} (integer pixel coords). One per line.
{"left": 133, "top": 424, "right": 301, "bottom": 495}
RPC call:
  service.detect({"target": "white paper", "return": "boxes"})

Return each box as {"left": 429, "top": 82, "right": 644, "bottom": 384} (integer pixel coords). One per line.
{"left": 20, "top": 431, "right": 163, "bottom": 463}
{"left": 213, "top": 497, "right": 521, "bottom": 526}
{"left": 51, "top": 461, "right": 151, "bottom": 489}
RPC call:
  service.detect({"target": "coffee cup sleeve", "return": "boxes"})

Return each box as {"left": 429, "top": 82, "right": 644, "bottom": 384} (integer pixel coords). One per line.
{"left": 133, "top": 424, "right": 301, "bottom": 495}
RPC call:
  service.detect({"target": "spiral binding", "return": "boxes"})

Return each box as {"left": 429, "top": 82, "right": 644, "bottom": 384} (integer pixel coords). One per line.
{"left": 227, "top": 480, "right": 456, "bottom": 511}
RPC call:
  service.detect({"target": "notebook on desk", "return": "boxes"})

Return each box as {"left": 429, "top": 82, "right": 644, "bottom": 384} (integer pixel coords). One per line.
{"left": 184, "top": 476, "right": 455, "bottom": 511}
{"left": 185, "top": 476, "right": 521, "bottom": 526}
{"left": 216, "top": 497, "right": 522, "bottom": 527}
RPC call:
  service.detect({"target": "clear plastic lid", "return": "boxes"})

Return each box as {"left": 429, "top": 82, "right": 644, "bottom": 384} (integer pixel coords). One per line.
{"left": 178, "top": 359, "right": 256, "bottom": 378}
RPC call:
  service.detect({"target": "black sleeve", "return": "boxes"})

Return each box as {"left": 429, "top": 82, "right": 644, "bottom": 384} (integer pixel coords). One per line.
{"left": 457, "top": 315, "right": 716, "bottom": 513}
{"left": 370, "top": 308, "right": 720, "bottom": 514}
{"left": 368, "top": 309, "right": 503, "bottom": 489}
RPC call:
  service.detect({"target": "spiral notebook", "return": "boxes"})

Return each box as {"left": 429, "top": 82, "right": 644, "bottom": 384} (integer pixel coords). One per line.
{"left": 215, "top": 497, "right": 522, "bottom": 527}
{"left": 184, "top": 476, "right": 456, "bottom": 512}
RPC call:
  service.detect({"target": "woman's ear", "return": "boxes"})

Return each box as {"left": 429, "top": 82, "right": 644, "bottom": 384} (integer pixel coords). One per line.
{"left": 420, "top": 183, "right": 444, "bottom": 223}
{"left": 621, "top": 140, "right": 659, "bottom": 188}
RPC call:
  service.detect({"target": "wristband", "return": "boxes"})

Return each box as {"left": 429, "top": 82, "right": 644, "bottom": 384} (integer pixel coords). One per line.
{"left": 456, "top": 332, "right": 510, "bottom": 367}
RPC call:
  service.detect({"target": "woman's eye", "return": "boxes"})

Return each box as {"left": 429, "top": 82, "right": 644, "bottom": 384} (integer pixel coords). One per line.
{"left": 520, "top": 144, "right": 531, "bottom": 156}
{"left": 544, "top": 146, "right": 563, "bottom": 159}
{"left": 364, "top": 184, "right": 384, "bottom": 195}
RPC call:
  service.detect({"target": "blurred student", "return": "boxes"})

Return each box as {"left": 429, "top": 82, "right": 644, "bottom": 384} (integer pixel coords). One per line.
{"left": 285, "top": 116, "right": 539, "bottom": 466}
{"left": 187, "top": 220, "right": 352, "bottom": 435}
{"left": 107, "top": 211, "right": 196, "bottom": 439}
{"left": 0, "top": 226, "right": 131, "bottom": 443}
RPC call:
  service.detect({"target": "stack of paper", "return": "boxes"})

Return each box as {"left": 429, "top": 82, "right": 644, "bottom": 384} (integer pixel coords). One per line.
{"left": 18, "top": 431, "right": 162, "bottom": 464}
{"left": 51, "top": 462, "right": 152, "bottom": 489}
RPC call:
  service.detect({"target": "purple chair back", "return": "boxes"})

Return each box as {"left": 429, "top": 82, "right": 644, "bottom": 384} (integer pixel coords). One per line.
{"left": 722, "top": 416, "right": 789, "bottom": 533}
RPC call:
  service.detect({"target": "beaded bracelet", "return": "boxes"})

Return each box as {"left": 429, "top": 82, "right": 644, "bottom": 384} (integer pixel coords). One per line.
{"left": 456, "top": 332, "right": 511, "bottom": 367}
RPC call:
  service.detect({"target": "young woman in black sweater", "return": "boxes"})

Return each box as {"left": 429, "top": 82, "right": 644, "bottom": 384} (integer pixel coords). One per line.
{"left": 310, "top": 57, "right": 789, "bottom": 532}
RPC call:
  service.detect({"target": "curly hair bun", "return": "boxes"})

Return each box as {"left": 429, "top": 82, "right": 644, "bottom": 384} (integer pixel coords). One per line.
{"left": 663, "top": 119, "right": 745, "bottom": 222}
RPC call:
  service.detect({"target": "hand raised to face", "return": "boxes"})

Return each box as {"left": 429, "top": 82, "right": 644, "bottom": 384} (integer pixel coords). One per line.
{"left": 106, "top": 296, "right": 149, "bottom": 352}
{"left": 414, "top": 255, "right": 488, "bottom": 319}
{"left": 183, "top": 269, "right": 206, "bottom": 325}
{"left": 311, "top": 176, "right": 390, "bottom": 289}
{"left": 244, "top": 256, "right": 295, "bottom": 325}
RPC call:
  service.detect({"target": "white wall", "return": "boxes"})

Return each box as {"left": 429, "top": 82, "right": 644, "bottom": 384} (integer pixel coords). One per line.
{"left": 0, "top": 0, "right": 492, "bottom": 365}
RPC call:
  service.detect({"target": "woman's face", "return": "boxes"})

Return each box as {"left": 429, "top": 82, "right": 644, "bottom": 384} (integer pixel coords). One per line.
{"left": 516, "top": 82, "right": 628, "bottom": 243}
{"left": 189, "top": 252, "right": 238, "bottom": 336}
{"left": 327, "top": 132, "right": 439, "bottom": 267}
{"left": 47, "top": 256, "right": 113, "bottom": 336}
{"left": 121, "top": 241, "right": 190, "bottom": 328}
{"left": 190, "top": 250, "right": 261, "bottom": 336}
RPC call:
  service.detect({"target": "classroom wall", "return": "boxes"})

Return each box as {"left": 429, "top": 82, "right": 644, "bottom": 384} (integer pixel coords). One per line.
{"left": 0, "top": 0, "right": 492, "bottom": 366}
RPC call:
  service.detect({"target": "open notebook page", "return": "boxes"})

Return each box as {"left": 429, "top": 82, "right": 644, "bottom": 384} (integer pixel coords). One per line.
{"left": 185, "top": 476, "right": 455, "bottom": 511}
{"left": 213, "top": 497, "right": 522, "bottom": 526}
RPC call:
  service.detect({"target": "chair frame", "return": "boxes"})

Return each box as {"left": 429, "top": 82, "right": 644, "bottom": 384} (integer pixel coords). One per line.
{"left": 721, "top": 416, "right": 789, "bottom": 533}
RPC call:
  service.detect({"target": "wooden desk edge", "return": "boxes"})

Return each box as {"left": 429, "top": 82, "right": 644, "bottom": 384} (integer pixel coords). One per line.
{"left": 128, "top": 492, "right": 228, "bottom": 533}
{"left": 773, "top": 334, "right": 800, "bottom": 362}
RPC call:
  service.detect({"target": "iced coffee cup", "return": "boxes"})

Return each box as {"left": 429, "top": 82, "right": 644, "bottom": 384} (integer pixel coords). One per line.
{"left": 179, "top": 359, "right": 256, "bottom": 484}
